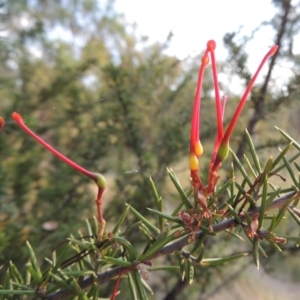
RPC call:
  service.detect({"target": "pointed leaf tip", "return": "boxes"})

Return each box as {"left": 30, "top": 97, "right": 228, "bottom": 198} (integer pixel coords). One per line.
{"left": 12, "top": 112, "right": 23, "bottom": 122}
{"left": 207, "top": 40, "right": 216, "bottom": 51}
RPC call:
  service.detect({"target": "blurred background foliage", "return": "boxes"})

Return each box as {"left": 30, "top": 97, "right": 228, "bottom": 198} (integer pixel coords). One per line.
{"left": 0, "top": 0, "right": 300, "bottom": 299}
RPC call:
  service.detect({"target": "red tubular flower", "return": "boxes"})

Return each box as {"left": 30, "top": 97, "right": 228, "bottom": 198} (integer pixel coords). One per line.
{"left": 12, "top": 112, "right": 105, "bottom": 184}
{"left": 189, "top": 49, "right": 211, "bottom": 194}
{"left": 12, "top": 112, "right": 107, "bottom": 238}
{"left": 190, "top": 41, "right": 278, "bottom": 194}
{"left": 207, "top": 40, "right": 224, "bottom": 142}
{"left": 211, "top": 44, "right": 278, "bottom": 173}
{"left": 0, "top": 117, "right": 4, "bottom": 131}
{"left": 189, "top": 49, "right": 209, "bottom": 187}
{"left": 211, "top": 95, "right": 228, "bottom": 165}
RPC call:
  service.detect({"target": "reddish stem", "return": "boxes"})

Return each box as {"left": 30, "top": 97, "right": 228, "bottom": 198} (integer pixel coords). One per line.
{"left": 96, "top": 188, "right": 105, "bottom": 224}
{"left": 96, "top": 187, "right": 106, "bottom": 241}
{"left": 110, "top": 269, "right": 129, "bottom": 300}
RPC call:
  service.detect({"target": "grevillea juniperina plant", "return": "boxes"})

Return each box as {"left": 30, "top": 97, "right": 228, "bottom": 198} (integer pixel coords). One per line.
{"left": 1, "top": 40, "right": 300, "bottom": 300}
{"left": 185, "top": 40, "right": 278, "bottom": 231}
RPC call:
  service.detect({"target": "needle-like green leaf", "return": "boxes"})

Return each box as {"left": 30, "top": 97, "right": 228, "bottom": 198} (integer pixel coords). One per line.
{"left": 287, "top": 207, "right": 300, "bottom": 226}
{"left": 102, "top": 256, "right": 132, "bottom": 267}
{"left": 253, "top": 237, "right": 259, "bottom": 270}
{"left": 230, "top": 150, "right": 252, "bottom": 186}
{"left": 128, "top": 272, "right": 138, "bottom": 300}
{"left": 126, "top": 204, "right": 160, "bottom": 235}
{"left": 271, "top": 142, "right": 293, "bottom": 171}
{"left": 200, "top": 253, "right": 248, "bottom": 266}
{"left": 112, "top": 206, "right": 130, "bottom": 235}
{"left": 147, "top": 208, "right": 182, "bottom": 225}
{"left": 167, "top": 168, "right": 193, "bottom": 210}
{"left": 26, "top": 241, "right": 42, "bottom": 281}
{"left": 149, "top": 177, "right": 164, "bottom": 231}
{"left": 187, "top": 259, "right": 194, "bottom": 284}
{"left": 258, "top": 178, "right": 268, "bottom": 228}
{"left": 282, "top": 155, "right": 298, "bottom": 187}
{"left": 275, "top": 127, "right": 300, "bottom": 151}
{"left": 132, "top": 269, "right": 147, "bottom": 300}
{"left": 179, "top": 255, "right": 186, "bottom": 281}
{"left": 111, "top": 237, "right": 137, "bottom": 261}
{"left": 245, "top": 129, "right": 261, "bottom": 173}
{"left": 244, "top": 154, "right": 258, "bottom": 178}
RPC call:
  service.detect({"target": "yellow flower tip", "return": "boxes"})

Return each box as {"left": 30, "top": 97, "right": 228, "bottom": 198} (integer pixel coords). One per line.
{"left": 94, "top": 173, "right": 106, "bottom": 189}
{"left": 189, "top": 154, "right": 199, "bottom": 171}
{"left": 194, "top": 140, "right": 203, "bottom": 157}
{"left": 202, "top": 53, "right": 209, "bottom": 66}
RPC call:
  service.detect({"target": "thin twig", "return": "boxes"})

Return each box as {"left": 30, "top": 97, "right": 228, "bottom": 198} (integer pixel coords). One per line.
{"left": 45, "top": 191, "right": 298, "bottom": 300}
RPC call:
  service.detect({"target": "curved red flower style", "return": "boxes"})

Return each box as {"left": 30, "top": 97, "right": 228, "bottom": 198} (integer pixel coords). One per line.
{"left": 12, "top": 112, "right": 107, "bottom": 240}
{"left": 190, "top": 40, "right": 278, "bottom": 198}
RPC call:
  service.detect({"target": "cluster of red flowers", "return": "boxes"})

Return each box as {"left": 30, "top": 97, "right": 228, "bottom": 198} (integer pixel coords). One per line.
{"left": 189, "top": 40, "right": 277, "bottom": 200}
{"left": 0, "top": 40, "right": 277, "bottom": 238}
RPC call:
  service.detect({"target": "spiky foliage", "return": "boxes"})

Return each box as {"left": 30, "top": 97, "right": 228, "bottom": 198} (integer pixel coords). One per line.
{"left": 1, "top": 39, "right": 300, "bottom": 300}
